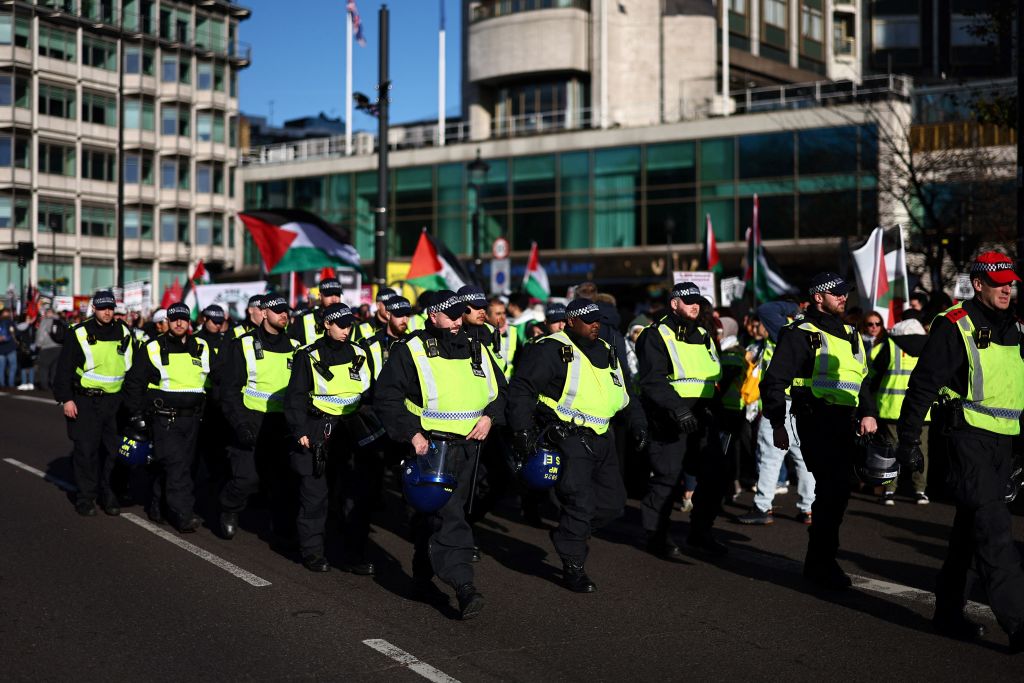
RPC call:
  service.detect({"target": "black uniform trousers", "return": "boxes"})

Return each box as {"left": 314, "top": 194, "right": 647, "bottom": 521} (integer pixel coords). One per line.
{"left": 412, "top": 440, "right": 478, "bottom": 589}
{"left": 792, "top": 401, "right": 859, "bottom": 570}
{"left": 149, "top": 413, "right": 201, "bottom": 524}
{"left": 551, "top": 428, "right": 625, "bottom": 564}
{"left": 220, "top": 410, "right": 294, "bottom": 533}
{"left": 193, "top": 402, "right": 230, "bottom": 508}
{"left": 68, "top": 392, "right": 121, "bottom": 504}
{"left": 641, "top": 416, "right": 732, "bottom": 540}
{"left": 938, "top": 429, "right": 1024, "bottom": 635}
{"left": 467, "top": 430, "right": 515, "bottom": 525}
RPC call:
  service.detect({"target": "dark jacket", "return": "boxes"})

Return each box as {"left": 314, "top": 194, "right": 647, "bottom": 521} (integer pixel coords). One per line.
{"left": 757, "top": 301, "right": 801, "bottom": 343}
{"left": 373, "top": 324, "right": 508, "bottom": 444}
{"left": 122, "top": 333, "right": 208, "bottom": 414}
{"left": 53, "top": 318, "right": 134, "bottom": 403}
{"left": 216, "top": 326, "right": 296, "bottom": 428}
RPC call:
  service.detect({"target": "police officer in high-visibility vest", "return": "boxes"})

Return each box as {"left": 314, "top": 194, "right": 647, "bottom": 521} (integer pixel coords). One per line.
{"left": 217, "top": 294, "right": 300, "bottom": 540}
{"left": 362, "top": 295, "right": 413, "bottom": 381}
{"left": 54, "top": 290, "right": 136, "bottom": 516}
{"left": 353, "top": 287, "right": 397, "bottom": 343}
{"left": 898, "top": 252, "right": 1024, "bottom": 650}
{"left": 508, "top": 298, "right": 641, "bottom": 593}
{"left": 374, "top": 290, "right": 507, "bottom": 619}
{"left": 284, "top": 303, "right": 379, "bottom": 573}
{"left": 485, "top": 296, "right": 520, "bottom": 378}
{"left": 122, "top": 302, "right": 209, "bottom": 532}
{"left": 194, "top": 304, "right": 226, "bottom": 354}
{"left": 761, "top": 272, "right": 877, "bottom": 590}
{"left": 194, "top": 304, "right": 229, "bottom": 511}
{"left": 636, "top": 283, "right": 730, "bottom": 559}
{"left": 228, "top": 294, "right": 264, "bottom": 340}
{"left": 291, "top": 277, "right": 342, "bottom": 347}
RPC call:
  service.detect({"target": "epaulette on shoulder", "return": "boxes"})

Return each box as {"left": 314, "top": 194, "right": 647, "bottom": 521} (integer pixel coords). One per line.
{"left": 944, "top": 308, "right": 969, "bottom": 323}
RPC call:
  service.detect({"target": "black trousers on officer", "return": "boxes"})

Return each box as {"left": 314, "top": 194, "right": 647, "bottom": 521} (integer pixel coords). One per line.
{"left": 412, "top": 440, "right": 478, "bottom": 589}
{"left": 938, "top": 429, "right": 1024, "bottom": 635}
{"left": 551, "top": 428, "right": 625, "bottom": 564}
{"left": 792, "top": 402, "right": 858, "bottom": 571}
{"left": 641, "top": 416, "right": 732, "bottom": 541}
{"left": 193, "top": 402, "right": 230, "bottom": 511}
{"left": 68, "top": 392, "right": 122, "bottom": 504}
{"left": 148, "top": 412, "right": 201, "bottom": 525}
{"left": 220, "top": 410, "right": 294, "bottom": 534}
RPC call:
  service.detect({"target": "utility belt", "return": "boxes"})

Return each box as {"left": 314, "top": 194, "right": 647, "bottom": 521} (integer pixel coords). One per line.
{"left": 936, "top": 394, "right": 965, "bottom": 433}
{"left": 790, "top": 389, "right": 855, "bottom": 418}
{"left": 427, "top": 430, "right": 469, "bottom": 444}
{"left": 74, "top": 387, "right": 113, "bottom": 398}
{"left": 146, "top": 400, "right": 204, "bottom": 421}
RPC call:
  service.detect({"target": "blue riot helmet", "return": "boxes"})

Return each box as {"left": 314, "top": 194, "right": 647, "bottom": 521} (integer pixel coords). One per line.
{"left": 402, "top": 440, "right": 458, "bottom": 513}
{"left": 855, "top": 432, "right": 900, "bottom": 487}
{"left": 118, "top": 414, "right": 153, "bottom": 467}
{"left": 520, "top": 445, "right": 562, "bottom": 490}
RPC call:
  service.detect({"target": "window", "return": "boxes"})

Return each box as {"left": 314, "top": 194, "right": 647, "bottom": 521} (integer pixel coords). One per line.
{"left": 123, "top": 206, "right": 154, "bottom": 239}
{"left": 81, "top": 205, "right": 115, "bottom": 237}
{"left": 212, "top": 116, "right": 225, "bottom": 143}
{"left": 123, "top": 0, "right": 156, "bottom": 34}
{"left": 161, "top": 54, "right": 191, "bottom": 84}
{"left": 160, "top": 211, "right": 176, "bottom": 242}
{"left": 228, "top": 116, "right": 237, "bottom": 146}
{"left": 196, "top": 163, "right": 211, "bottom": 193}
{"left": 739, "top": 133, "right": 794, "bottom": 178}
{"left": 124, "top": 152, "right": 153, "bottom": 185}
{"left": 0, "top": 195, "right": 31, "bottom": 229}
{"left": 178, "top": 213, "right": 190, "bottom": 243}
{"left": 196, "top": 214, "right": 212, "bottom": 245}
{"left": 38, "top": 142, "right": 75, "bottom": 176}
{"left": 0, "top": 74, "right": 31, "bottom": 108}
{"left": 196, "top": 16, "right": 225, "bottom": 52}
{"left": 83, "top": 36, "right": 117, "bottom": 71}
{"left": 798, "top": 126, "right": 857, "bottom": 175}
{"left": 197, "top": 61, "right": 212, "bottom": 90}
{"left": 0, "top": 135, "right": 30, "bottom": 168}
{"left": 38, "top": 25, "right": 76, "bottom": 62}
{"left": 872, "top": 16, "right": 920, "bottom": 49}
{"left": 730, "top": 0, "right": 746, "bottom": 12}
{"left": 161, "top": 104, "right": 190, "bottom": 137}
{"left": 38, "top": 200, "right": 75, "bottom": 234}
{"left": 0, "top": 15, "right": 31, "bottom": 47}
{"left": 160, "top": 7, "right": 191, "bottom": 42}
{"left": 212, "top": 214, "right": 223, "bottom": 244}
{"left": 228, "top": 167, "right": 235, "bottom": 198}
{"left": 38, "top": 83, "right": 76, "bottom": 119}
{"left": 196, "top": 111, "right": 212, "bottom": 141}
{"left": 214, "top": 63, "right": 225, "bottom": 92}
{"left": 82, "top": 0, "right": 116, "bottom": 25}
{"left": 124, "top": 97, "right": 155, "bottom": 130}
{"left": 763, "top": 0, "right": 787, "bottom": 28}
{"left": 82, "top": 148, "right": 116, "bottom": 182}
{"left": 124, "top": 46, "right": 155, "bottom": 75}
{"left": 81, "top": 91, "right": 116, "bottom": 126}
{"left": 160, "top": 157, "right": 189, "bottom": 190}
{"left": 594, "top": 147, "right": 640, "bottom": 248}
{"left": 801, "top": 3, "right": 823, "bottom": 42}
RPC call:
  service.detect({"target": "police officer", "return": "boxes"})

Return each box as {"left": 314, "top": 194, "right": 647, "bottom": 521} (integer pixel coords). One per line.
{"left": 760, "top": 272, "right": 877, "bottom": 590}
{"left": 362, "top": 295, "right": 413, "bottom": 380}
{"left": 458, "top": 285, "right": 501, "bottom": 363}
{"left": 122, "top": 302, "right": 209, "bottom": 532}
{"left": 54, "top": 290, "right": 136, "bottom": 516}
{"left": 374, "top": 290, "right": 507, "bottom": 619}
{"left": 543, "top": 302, "right": 567, "bottom": 336}
{"left": 291, "top": 277, "right": 343, "bottom": 346}
{"left": 284, "top": 303, "right": 378, "bottom": 573}
{"left": 508, "top": 298, "right": 639, "bottom": 592}
{"left": 194, "top": 303, "right": 229, "bottom": 512}
{"left": 229, "top": 294, "right": 265, "bottom": 339}
{"left": 898, "top": 252, "right": 1024, "bottom": 650}
{"left": 196, "top": 305, "right": 227, "bottom": 354}
{"left": 217, "top": 294, "right": 300, "bottom": 540}
{"left": 353, "top": 287, "right": 397, "bottom": 342}
{"left": 485, "top": 296, "right": 520, "bottom": 378}
{"left": 636, "top": 283, "right": 730, "bottom": 558}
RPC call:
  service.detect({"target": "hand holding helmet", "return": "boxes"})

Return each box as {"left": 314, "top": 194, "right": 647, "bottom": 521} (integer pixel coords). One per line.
{"left": 895, "top": 439, "right": 924, "bottom": 473}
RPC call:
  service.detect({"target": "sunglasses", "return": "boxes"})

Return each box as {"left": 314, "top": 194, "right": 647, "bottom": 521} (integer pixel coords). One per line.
{"left": 865, "top": 322, "right": 882, "bottom": 328}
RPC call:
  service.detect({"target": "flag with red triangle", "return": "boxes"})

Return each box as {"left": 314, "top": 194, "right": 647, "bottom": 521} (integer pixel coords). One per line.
{"left": 522, "top": 242, "right": 550, "bottom": 301}
{"left": 406, "top": 229, "right": 470, "bottom": 291}
{"left": 701, "top": 214, "right": 722, "bottom": 276}
{"left": 160, "top": 277, "right": 183, "bottom": 309}
{"left": 239, "top": 209, "right": 360, "bottom": 274}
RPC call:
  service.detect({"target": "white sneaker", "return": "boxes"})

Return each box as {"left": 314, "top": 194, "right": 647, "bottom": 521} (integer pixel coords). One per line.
{"left": 775, "top": 485, "right": 789, "bottom": 495}
{"left": 16, "top": 383, "right": 28, "bottom": 391}
{"left": 882, "top": 492, "right": 896, "bottom": 506}
{"left": 915, "top": 493, "right": 930, "bottom": 505}
{"left": 25, "top": 383, "right": 33, "bottom": 391}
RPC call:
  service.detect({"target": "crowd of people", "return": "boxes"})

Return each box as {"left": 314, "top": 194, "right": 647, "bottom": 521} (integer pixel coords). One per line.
{"left": 23, "top": 251, "right": 1024, "bottom": 650}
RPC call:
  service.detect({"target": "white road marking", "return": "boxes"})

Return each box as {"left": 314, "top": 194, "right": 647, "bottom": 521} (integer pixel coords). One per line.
{"left": 362, "top": 639, "right": 461, "bottom": 683}
{"left": 121, "top": 513, "right": 272, "bottom": 588}
{"left": 1, "top": 393, "right": 60, "bottom": 404}
{"left": 3, "top": 457, "right": 76, "bottom": 491}
{"left": 3, "top": 457, "right": 271, "bottom": 588}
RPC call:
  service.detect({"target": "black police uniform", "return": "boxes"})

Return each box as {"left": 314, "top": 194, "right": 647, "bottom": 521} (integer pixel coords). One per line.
{"left": 373, "top": 323, "right": 508, "bottom": 592}
{"left": 289, "top": 308, "right": 321, "bottom": 347}
{"left": 122, "top": 331, "right": 208, "bottom": 530}
{"left": 636, "top": 312, "right": 731, "bottom": 555}
{"left": 760, "top": 306, "right": 876, "bottom": 585}
{"left": 283, "top": 333, "right": 383, "bottom": 569}
{"left": 54, "top": 315, "right": 135, "bottom": 512}
{"left": 898, "top": 297, "right": 1024, "bottom": 640}
{"left": 194, "top": 322, "right": 229, "bottom": 512}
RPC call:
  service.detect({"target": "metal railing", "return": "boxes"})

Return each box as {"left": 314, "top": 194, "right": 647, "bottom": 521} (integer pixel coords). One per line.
{"left": 471, "top": 0, "right": 591, "bottom": 23}
{"left": 731, "top": 74, "right": 912, "bottom": 115}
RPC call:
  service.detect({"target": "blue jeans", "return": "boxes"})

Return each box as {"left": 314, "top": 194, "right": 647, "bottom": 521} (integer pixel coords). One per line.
{"left": 20, "top": 366, "right": 35, "bottom": 385}
{"left": 0, "top": 350, "right": 16, "bottom": 387}
{"left": 754, "top": 399, "right": 815, "bottom": 513}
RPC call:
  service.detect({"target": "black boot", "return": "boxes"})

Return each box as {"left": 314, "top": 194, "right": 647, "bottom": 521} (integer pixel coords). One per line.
{"left": 456, "top": 583, "right": 485, "bottom": 620}
{"left": 75, "top": 499, "right": 97, "bottom": 517}
{"left": 933, "top": 609, "right": 986, "bottom": 641}
{"left": 177, "top": 513, "right": 203, "bottom": 534}
{"left": 219, "top": 511, "right": 238, "bottom": 540}
{"left": 99, "top": 493, "right": 121, "bottom": 516}
{"left": 302, "top": 555, "right": 330, "bottom": 573}
{"left": 646, "top": 533, "right": 683, "bottom": 560}
{"left": 339, "top": 556, "right": 376, "bottom": 576}
{"left": 562, "top": 561, "right": 596, "bottom": 593}
{"left": 147, "top": 504, "right": 165, "bottom": 525}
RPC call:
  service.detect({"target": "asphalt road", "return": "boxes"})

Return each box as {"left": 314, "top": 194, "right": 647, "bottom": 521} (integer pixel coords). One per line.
{"left": 2, "top": 389, "right": 1023, "bottom": 681}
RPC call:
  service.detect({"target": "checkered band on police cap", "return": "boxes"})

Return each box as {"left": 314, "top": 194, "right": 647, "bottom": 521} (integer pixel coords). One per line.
{"left": 167, "top": 303, "right": 191, "bottom": 321}
{"left": 322, "top": 304, "right": 354, "bottom": 326}
{"left": 202, "top": 305, "right": 225, "bottom": 322}
{"left": 261, "top": 296, "right": 288, "bottom": 311}
{"left": 319, "top": 278, "right": 342, "bottom": 295}
{"left": 92, "top": 290, "right": 116, "bottom": 309}
{"left": 385, "top": 296, "right": 413, "bottom": 316}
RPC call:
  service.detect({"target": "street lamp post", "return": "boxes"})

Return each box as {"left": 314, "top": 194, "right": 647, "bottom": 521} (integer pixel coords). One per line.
{"left": 467, "top": 149, "right": 490, "bottom": 285}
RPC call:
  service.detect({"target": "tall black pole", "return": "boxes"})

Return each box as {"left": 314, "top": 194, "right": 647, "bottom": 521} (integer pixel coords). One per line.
{"left": 471, "top": 183, "right": 481, "bottom": 284}
{"left": 116, "top": 37, "right": 125, "bottom": 290}
{"left": 1016, "top": 2, "right": 1023, "bottom": 316}
{"left": 374, "top": 5, "right": 390, "bottom": 288}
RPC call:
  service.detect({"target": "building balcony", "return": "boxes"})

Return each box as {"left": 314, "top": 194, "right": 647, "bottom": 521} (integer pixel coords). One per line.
{"left": 468, "top": 6, "right": 590, "bottom": 84}
{"left": 79, "top": 178, "right": 116, "bottom": 199}
{"left": 193, "top": 192, "right": 230, "bottom": 213}
{"left": 0, "top": 46, "right": 34, "bottom": 69}
{"left": 124, "top": 238, "right": 158, "bottom": 262}
{"left": 81, "top": 122, "right": 119, "bottom": 145}
{"left": 36, "top": 172, "right": 77, "bottom": 194}
{"left": 36, "top": 55, "right": 77, "bottom": 79}
{"left": 81, "top": 65, "right": 119, "bottom": 89}
{"left": 123, "top": 74, "right": 158, "bottom": 94}
{"left": 194, "top": 89, "right": 230, "bottom": 111}
{"left": 123, "top": 183, "right": 158, "bottom": 205}
{"left": 0, "top": 106, "right": 33, "bottom": 128}
{"left": 158, "top": 81, "right": 194, "bottom": 103}
{"left": 37, "top": 114, "right": 77, "bottom": 137}
{"left": 193, "top": 140, "right": 229, "bottom": 160}
{"left": 0, "top": 168, "right": 33, "bottom": 188}
{"left": 158, "top": 134, "right": 192, "bottom": 156}
{"left": 123, "top": 129, "right": 158, "bottom": 149}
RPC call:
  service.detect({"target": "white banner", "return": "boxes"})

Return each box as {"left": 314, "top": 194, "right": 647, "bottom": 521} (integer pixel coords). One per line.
{"left": 53, "top": 295, "right": 74, "bottom": 312}
{"left": 720, "top": 276, "right": 745, "bottom": 307}
{"left": 336, "top": 268, "right": 362, "bottom": 308}
{"left": 193, "top": 281, "right": 268, "bottom": 321}
{"left": 954, "top": 274, "right": 974, "bottom": 301}
{"left": 673, "top": 271, "right": 717, "bottom": 307}
{"left": 123, "top": 281, "right": 151, "bottom": 312}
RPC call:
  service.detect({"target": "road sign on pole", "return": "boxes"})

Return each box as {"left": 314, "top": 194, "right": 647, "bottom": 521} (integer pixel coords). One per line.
{"left": 491, "top": 258, "right": 510, "bottom": 296}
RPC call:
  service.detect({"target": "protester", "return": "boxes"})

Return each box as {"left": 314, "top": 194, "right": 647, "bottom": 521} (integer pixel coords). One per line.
{"left": 0, "top": 307, "right": 16, "bottom": 387}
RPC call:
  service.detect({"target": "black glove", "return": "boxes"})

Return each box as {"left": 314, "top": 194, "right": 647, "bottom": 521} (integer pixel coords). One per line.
{"left": 895, "top": 440, "right": 924, "bottom": 473}
{"left": 237, "top": 423, "right": 258, "bottom": 447}
{"left": 772, "top": 424, "right": 790, "bottom": 451}
{"left": 670, "top": 407, "right": 700, "bottom": 434}
{"left": 511, "top": 429, "right": 537, "bottom": 470}
{"left": 633, "top": 428, "right": 649, "bottom": 452}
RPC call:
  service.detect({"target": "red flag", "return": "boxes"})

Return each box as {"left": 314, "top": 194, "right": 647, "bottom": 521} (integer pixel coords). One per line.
{"left": 160, "top": 277, "right": 183, "bottom": 309}
{"left": 319, "top": 266, "right": 336, "bottom": 281}
{"left": 239, "top": 213, "right": 298, "bottom": 272}
{"left": 872, "top": 232, "right": 893, "bottom": 327}
{"left": 190, "top": 259, "right": 211, "bottom": 285}
{"left": 290, "top": 272, "right": 308, "bottom": 309}
{"left": 703, "top": 214, "right": 722, "bottom": 275}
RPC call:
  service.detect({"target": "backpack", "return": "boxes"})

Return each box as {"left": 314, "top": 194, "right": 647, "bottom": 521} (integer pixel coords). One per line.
{"left": 49, "top": 317, "right": 68, "bottom": 345}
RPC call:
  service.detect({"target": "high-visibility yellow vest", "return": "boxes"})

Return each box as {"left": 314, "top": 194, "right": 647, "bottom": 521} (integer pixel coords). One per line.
{"left": 407, "top": 313, "right": 426, "bottom": 332}
{"left": 145, "top": 337, "right": 210, "bottom": 394}
{"left": 403, "top": 336, "right": 498, "bottom": 436}
{"left": 537, "top": 332, "right": 628, "bottom": 435}
{"left": 876, "top": 337, "right": 931, "bottom": 421}
{"left": 232, "top": 323, "right": 248, "bottom": 338}
{"left": 791, "top": 321, "right": 867, "bottom": 407}
{"left": 308, "top": 345, "right": 370, "bottom": 416}
{"left": 720, "top": 349, "right": 747, "bottom": 412}
{"left": 301, "top": 311, "right": 322, "bottom": 344}
{"left": 654, "top": 322, "right": 721, "bottom": 399}
{"left": 939, "top": 303, "right": 1024, "bottom": 436}
{"left": 74, "top": 322, "right": 133, "bottom": 393}
{"left": 240, "top": 334, "right": 300, "bottom": 413}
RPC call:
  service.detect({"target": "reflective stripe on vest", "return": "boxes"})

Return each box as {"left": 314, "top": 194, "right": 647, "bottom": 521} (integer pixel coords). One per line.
{"left": 240, "top": 335, "right": 299, "bottom": 413}
{"left": 355, "top": 321, "right": 374, "bottom": 342}
{"left": 308, "top": 345, "right": 370, "bottom": 416}
{"left": 655, "top": 323, "right": 721, "bottom": 399}
{"left": 145, "top": 338, "right": 210, "bottom": 393}
{"left": 939, "top": 304, "right": 1024, "bottom": 436}
{"left": 537, "top": 332, "right": 629, "bottom": 435}
{"left": 876, "top": 337, "right": 928, "bottom": 421}
{"left": 75, "top": 323, "right": 133, "bottom": 392}
{"left": 403, "top": 336, "right": 498, "bottom": 436}
{"left": 367, "top": 340, "right": 385, "bottom": 381}
{"left": 303, "top": 312, "right": 320, "bottom": 344}
{"left": 407, "top": 314, "right": 426, "bottom": 332}
{"left": 791, "top": 321, "right": 867, "bottom": 407}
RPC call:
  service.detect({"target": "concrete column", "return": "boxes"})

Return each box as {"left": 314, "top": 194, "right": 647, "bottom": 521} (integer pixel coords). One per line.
{"left": 751, "top": 0, "right": 761, "bottom": 56}
{"left": 790, "top": 0, "right": 800, "bottom": 68}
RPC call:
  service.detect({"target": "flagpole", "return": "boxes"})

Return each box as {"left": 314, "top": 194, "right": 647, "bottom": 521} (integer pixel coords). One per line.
{"left": 438, "top": 0, "right": 446, "bottom": 147}
{"left": 752, "top": 194, "right": 759, "bottom": 308}
{"left": 345, "top": 8, "right": 353, "bottom": 156}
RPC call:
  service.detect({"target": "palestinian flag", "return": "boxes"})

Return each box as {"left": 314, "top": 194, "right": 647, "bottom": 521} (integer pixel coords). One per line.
{"left": 183, "top": 260, "right": 212, "bottom": 320}
{"left": 852, "top": 226, "right": 910, "bottom": 327}
{"left": 239, "top": 209, "right": 361, "bottom": 274}
{"left": 406, "top": 229, "right": 470, "bottom": 291}
{"left": 701, "top": 214, "right": 722, "bottom": 276}
{"left": 522, "top": 242, "right": 550, "bottom": 301}
{"left": 744, "top": 195, "right": 797, "bottom": 304}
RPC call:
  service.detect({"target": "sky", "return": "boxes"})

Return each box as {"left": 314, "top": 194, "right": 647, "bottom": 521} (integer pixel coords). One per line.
{"left": 238, "top": 0, "right": 461, "bottom": 131}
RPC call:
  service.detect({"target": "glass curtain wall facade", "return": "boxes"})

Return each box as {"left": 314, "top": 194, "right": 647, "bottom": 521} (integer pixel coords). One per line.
{"left": 244, "top": 125, "right": 879, "bottom": 264}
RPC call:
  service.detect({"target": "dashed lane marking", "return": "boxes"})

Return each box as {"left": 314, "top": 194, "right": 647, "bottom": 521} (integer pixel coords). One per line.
{"left": 3, "top": 457, "right": 271, "bottom": 588}
{"left": 362, "top": 639, "right": 462, "bottom": 683}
